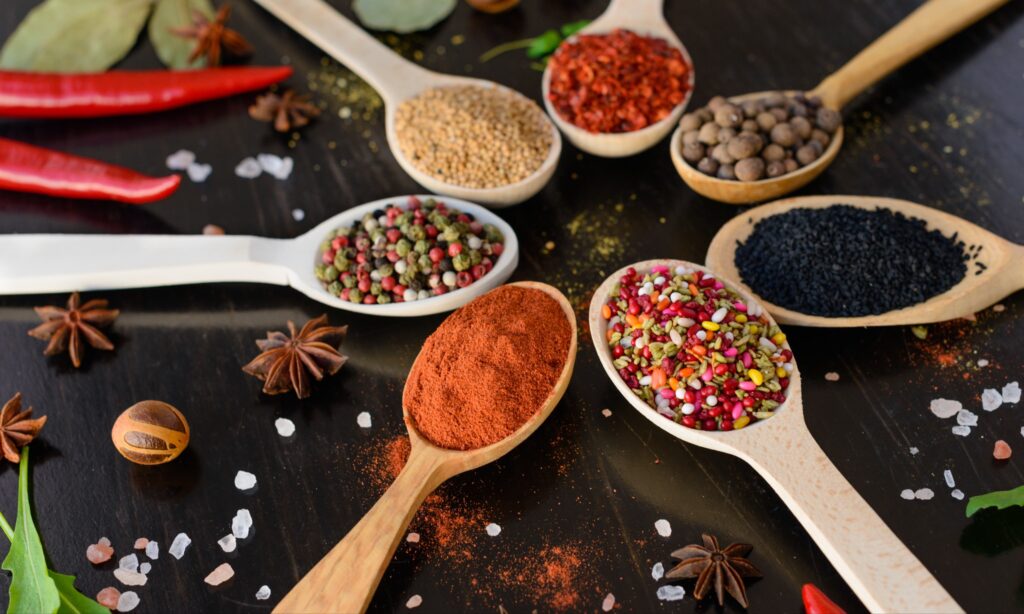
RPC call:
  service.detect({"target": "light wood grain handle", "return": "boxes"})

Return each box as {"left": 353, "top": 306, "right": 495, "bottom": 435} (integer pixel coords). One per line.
{"left": 274, "top": 449, "right": 447, "bottom": 614}
{"left": 744, "top": 427, "right": 962, "bottom": 613}
{"left": 812, "top": 0, "right": 1009, "bottom": 109}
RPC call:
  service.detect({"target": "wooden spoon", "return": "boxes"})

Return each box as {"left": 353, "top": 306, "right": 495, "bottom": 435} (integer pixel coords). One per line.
{"left": 705, "top": 195, "right": 1024, "bottom": 327}
{"left": 541, "top": 0, "right": 695, "bottom": 158}
{"left": 274, "top": 282, "right": 577, "bottom": 613}
{"left": 589, "top": 260, "right": 962, "bottom": 613}
{"left": 253, "top": 0, "right": 561, "bottom": 207}
{"left": 670, "top": 0, "right": 1009, "bottom": 204}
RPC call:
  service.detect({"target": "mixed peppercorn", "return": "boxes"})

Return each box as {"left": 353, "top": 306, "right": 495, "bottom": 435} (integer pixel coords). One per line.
{"left": 602, "top": 265, "right": 791, "bottom": 431}
{"left": 314, "top": 196, "right": 504, "bottom": 304}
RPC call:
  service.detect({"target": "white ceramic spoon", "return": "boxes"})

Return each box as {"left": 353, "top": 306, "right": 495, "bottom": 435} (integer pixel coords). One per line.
{"left": 541, "top": 0, "right": 695, "bottom": 158}
{"left": 590, "top": 259, "right": 963, "bottom": 613}
{"left": 254, "top": 0, "right": 561, "bottom": 207}
{"left": 0, "top": 195, "right": 518, "bottom": 317}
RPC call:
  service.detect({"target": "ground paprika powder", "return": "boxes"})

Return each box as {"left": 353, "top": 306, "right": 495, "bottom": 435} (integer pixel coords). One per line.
{"left": 405, "top": 285, "right": 572, "bottom": 450}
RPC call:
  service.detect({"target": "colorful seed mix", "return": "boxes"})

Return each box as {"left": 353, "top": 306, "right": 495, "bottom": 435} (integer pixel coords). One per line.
{"left": 314, "top": 196, "right": 505, "bottom": 305}
{"left": 602, "top": 265, "right": 791, "bottom": 431}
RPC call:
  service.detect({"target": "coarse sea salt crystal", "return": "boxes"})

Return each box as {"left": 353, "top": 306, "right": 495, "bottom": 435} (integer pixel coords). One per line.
{"left": 166, "top": 149, "right": 195, "bottom": 170}
{"left": 117, "top": 591, "right": 140, "bottom": 612}
{"left": 952, "top": 489, "right": 965, "bottom": 500}
{"left": 900, "top": 489, "right": 915, "bottom": 500}
{"left": 978, "top": 359, "right": 990, "bottom": 367}
{"left": 256, "top": 585, "right": 271, "bottom": 600}
{"left": 601, "top": 409, "right": 612, "bottom": 418}
{"left": 233, "top": 509, "right": 253, "bottom": 539}
{"left": 204, "top": 563, "right": 234, "bottom": 586}
{"left": 407, "top": 532, "right": 420, "bottom": 543}
{"left": 139, "top": 562, "right": 151, "bottom": 575}
{"left": 909, "top": 447, "right": 919, "bottom": 455}
{"left": 187, "top": 162, "right": 212, "bottom": 182}
{"left": 357, "top": 412, "right": 372, "bottom": 428}
{"left": 485, "top": 523, "right": 501, "bottom": 537}
{"left": 930, "top": 399, "right": 962, "bottom": 419}
{"left": 119, "top": 554, "right": 139, "bottom": 572}
{"left": 406, "top": 594, "right": 423, "bottom": 609}
{"left": 235, "top": 470, "right": 257, "bottom": 490}
{"left": 982, "top": 388, "right": 1003, "bottom": 411}
{"left": 957, "top": 409, "right": 978, "bottom": 427}
{"left": 656, "top": 585, "right": 686, "bottom": 601}
{"left": 169, "top": 533, "right": 191, "bottom": 560}
{"left": 602, "top": 593, "right": 616, "bottom": 612}
{"left": 654, "top": 519, "right": 671, "bottom": 537}
{"left": 275, "top": 417, "right": 296, "bottom": 437}
{"left": 258, "top": 154, "right": 294, "bottom": 180}
{"left": 952, "top": 425, "right": 971, "bottom": 437}
{"left": 96, "top": 587, "right": 120, "bottom": 609}
{"left": 113, "top": 568, "right": 147, "bottom": 587}
{"left": 1004, "top": 382, "right": 1021, "bottom": 404}
{"left": 292, "top": 208, "right": 306, "bottom": 221}
{"left": 651, "top": 562, "right": 664, "bottom": 580}
{"left": 87, "top": 543, "right": 114, "bottom": 564}
{"left": 235, "top": 157, "right": 262, "bottom": 178}
{"left": 99, "top": 537, "right": 111, "bottom": 547}
{"left": 915, "top": 488, "right": 935, "bottom": 500}
{"left": 944, "top": 470, "right": 955, "bottom": 488}
{"left": 218, "top": 534, "right": 237, "bottom": 553}
{"left": 134, "top": 538, "right": 148, "bottom": 550}
{"left": 824, "top": 372, "right": 840, "bottom": 382}
{"left": 146, "top": 540, "right": 159, "bottom": 560}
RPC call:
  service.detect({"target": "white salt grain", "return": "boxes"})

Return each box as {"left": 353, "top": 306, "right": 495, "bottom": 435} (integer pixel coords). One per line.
{"left": 909, "top": 447, "right": 919, "bottom": 455}
{"left": 275, "top": 417, "right": 296, "bottom": 437}
{"left": 956, "top": 409, "right": 978, "bottom": 427}
{"left": 218, "top": 534, "right": 237, "bottom": 553}
{"left": 601, "top": 409, "right": 612, "bottom": 418}
{"left": 654, "top": 519, "right": 671, "bottom": 537}
{"left": 235, "top": 157, "right": 262, "bottom": 178}
{"left": 952, "top": 425, "right": 971, "bottom": 437}
{"left": 406, "top": 532, "right": 420, "bottom": 543}
{"left": 204, "top": 563, "right": 234, "bottom": 586}
{"left": 485, "top": 523, "right": 501, "bottom": 537}
{"left": 602, "top": 593, "right": 616, "bottom": 611}
{"left": 406, "top": 594, "right": 423, "bottom": 609}
{"left": 117, "top": 591, "right": 140, "bottom": 612}
{"left": 113, "top": 569, "right": 148, "bottom": 587}
{"left": 656, "top": 585, "right": 686, "bottom": 601}
{"left": 993, "top": 304, "right": 1006, "bottom": 312}
{"left": 900, "top": 489, "right": 915, "bottom": 500}
{"left": 119, "top": 554, "right": 139, "bottom": 572}
{"left": 930, "top": 399, "right": 962, "bottom": 419}
{"left": 256, "top": 585, "right": 271, "bottom": 600}
{"left": 977, "top": 359, "right": 990, "bottom": 368}
{"left": 357, "top": 412, "right": 372, "bottom": 428}
{"left": 824, "top": 372, "right": 840, "bottom": 382}
{"left": 292, "top": 208, "right": 306, "bottom": 221}
{"left": 651, "top": 562, "right": 664, "bottom": 581}
{"left": 139, "top": 562, "right": 151, "bottom": 575}
{"left": 166, "top": 149, "right": 196, "bottom": 170}
{"left": 186, "top": 162, "right": 212, "bottom": 183}
{"left": 951, "top": 489, "right": 965, "bottom": 500}
{"left": 169, "top": 533, "right": 191, "bottom": 560}
{"left": 982, "top": 388, "right": 1003, "bottom": 412}
{"left": 146, "top": 541, "right": 159, "bottom": 560}
{"left": 1003, "top": 382, "right": 1021, "bottom": 404}
{"left": 915, "top": 488, "right": 935, "bottom": 500}
{"left": 257, "top": 154, "right": 294, "bottom": 180}
{"left": 234, "top": 470, "right": 257, "bottom": 490}
{"left": 232, "top": 509, "right": 253, "bottom": 539}
{"left": 943, "top": 470, "right": 955, "bottom": 488}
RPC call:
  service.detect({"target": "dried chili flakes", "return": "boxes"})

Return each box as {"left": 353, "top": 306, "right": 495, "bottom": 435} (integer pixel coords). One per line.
{"left": 547, "top": 29, "right": 690, "bottom": 133}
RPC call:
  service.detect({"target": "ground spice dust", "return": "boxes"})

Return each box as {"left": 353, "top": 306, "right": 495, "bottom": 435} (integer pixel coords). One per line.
{"left": 406, "top": 286, "right": 572, "bottom": 450}
{"left": 905, "top": 306, "right": 1005, "bottom": 377}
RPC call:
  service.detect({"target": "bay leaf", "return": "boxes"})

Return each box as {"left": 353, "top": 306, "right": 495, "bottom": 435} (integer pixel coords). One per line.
{"left": 353, "top": 0, "right": 456, "bottom": 34}
{"left": 0, "top": 0, "right": 153, "bottom": 73}
{"left": 2, "top": 448, "right": 60, "bottom": 614}
{"left": 149, "top": 0, "right": 215, "bottom": 69}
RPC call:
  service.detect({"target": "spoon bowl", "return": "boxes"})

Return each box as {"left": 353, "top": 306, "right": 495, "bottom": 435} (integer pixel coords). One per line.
{"left": 255, "top": 0, "right": 561, "bottom": 207}
{"left": 705, "top": 195, "right": 1024, "bottom": 326}
{"left": 590, "top": 259, "right": 961, "bottom": 612}
{"left": 275, "top": 281, "right": 577, "bottom": 613}
{"left": 541, "top": 0, "right": 695, "bottom": 158}
{"left": 0, "top": 195, "right": 519, "bottom": 317}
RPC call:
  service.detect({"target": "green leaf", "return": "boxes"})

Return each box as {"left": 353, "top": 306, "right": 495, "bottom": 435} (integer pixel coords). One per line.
{"left": 353, "top": 0, "right": 457, "bottom": 34}
{"left": 50, "top": 572, "right": 110, "bottom": 614}
{"left": 966, "top": 485, "right": 1024, "bottom": 517}
{"left": 148, "top": 0, "right": 214, "bottom": 69}
{"left": 526, "top": 29, "right": 561, "bottom": 59}
{"left": 0, "top": 0, "right": 153, "bottom": 72}
{"left": 2, "top": 448, "right": 60, "bottom": 614}
{"left": 559, "top": 20, "right": 590, "bottom": 38}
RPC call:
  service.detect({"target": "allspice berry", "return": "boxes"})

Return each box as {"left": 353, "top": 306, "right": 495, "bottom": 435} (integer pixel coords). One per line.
{"left": 714, "top": 104, "right": 742, "bottom": 128}
{"left": 770, "top": 123, "right": 797, "bottom": 147}
{"left": 735, "top": 157, "right": 766, "bottom": 182}
{"left": 111, "top": 401, "right": 190, "bottom": 465}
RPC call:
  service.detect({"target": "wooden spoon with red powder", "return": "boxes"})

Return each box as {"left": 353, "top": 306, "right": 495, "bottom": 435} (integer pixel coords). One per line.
{"left": 275, "top": 282, "right": 577, "bottom": 614}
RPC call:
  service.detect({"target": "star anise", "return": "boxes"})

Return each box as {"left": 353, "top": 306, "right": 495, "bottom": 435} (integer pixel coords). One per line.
{"left": 249, "top": 89, "right": 321, "bottom": 132}
{"left": 171, "top": 5, "right": 252, "bottom": 67}
{"left": 242, "top": 315, "right": 348, "bottom": 399}
{"left": 665, "top": 533, "right": 762, "bottom": 608}
{"left": 28, "top": 292, "right": 119, "bottom": 368}
{"left": 0, "top": 393, "right": 47, "bottom": 464}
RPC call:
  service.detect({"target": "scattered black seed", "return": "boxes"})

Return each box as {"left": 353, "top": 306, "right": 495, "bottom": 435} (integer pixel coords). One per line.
{"left": 735, "top": 205, "right": 968, "bottom": 317}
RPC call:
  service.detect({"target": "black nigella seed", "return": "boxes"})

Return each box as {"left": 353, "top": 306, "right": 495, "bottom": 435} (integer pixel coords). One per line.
{"left": 735, "top": 204, "right": 968, "bottom": 317}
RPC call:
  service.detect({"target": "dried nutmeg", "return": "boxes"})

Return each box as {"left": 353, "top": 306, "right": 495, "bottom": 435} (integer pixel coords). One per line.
{"left": 111, "top": 401, "right": 190, "bottom": 465}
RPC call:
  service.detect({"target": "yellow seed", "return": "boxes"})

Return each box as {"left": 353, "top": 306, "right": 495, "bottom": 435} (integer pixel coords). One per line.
{"left": 734, "top": 416, "right": 750, "bottom": 429}
{"left": 776, "top": 367, "right": 787, "bottom": 378}
{"left": 772, "top": 332, "right": 787, "bottom": 345}
{"left": 701, "top": 321, "right": 720, "bottom": 331}
{"left": 748, "top": 324, "right": 759, "bottom": 333}
{"left": 735, "top": 314, "right": 747, "bottom": 323}
{"left": 748, "top": 369, "right": 764, "bottom": 386}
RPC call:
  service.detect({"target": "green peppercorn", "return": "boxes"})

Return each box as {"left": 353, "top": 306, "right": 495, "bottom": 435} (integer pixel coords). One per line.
{"left": 349, "top": 289, "right": 363, "bottom": 303}
{"left": 485, "top": 225, "right": 502, "bottom": 243}
{"left": 327, "top": 281, "right": 343, "bottom": 296}
{"left": 442, "top": 226, "right": 460, "bottom": 243}
{"left": 377, "top": 263, "right": 394, "bottom": 277}
{"left": 342, "top": 275, "right": 356, "bottom": 289}
{"left": 323, "top": 265, "right": 340, "bottom": 282}
{"left": 396, "top": 239, "right": 412, "bottom": 257}
{"left": 418, "top": 255, "right": 432, "bottom": 272}
{"left": 314, "top": 263, "right": 327, "bottom": 280}
{"left": 407, "top": 225, "right": 426, "bottom": 241}
{"left": 453, "top": 253, "right": 471, "bottom": 271}
{"left": 319, "top": 240, "right": 332, "bottom": 252}
{"left": 414, "top": 239, "right": 429, "bottom": 255}
{"left": 333, "top": 253, "right": 348, "bottom": 270}
{"left": 469, "top": 250, "right": 482, "bottom": 265}
{"left": 370, "top": 282, "right": 382, "bottom": 296}
{"left": 377, "top": 294, "right": 392, "bottom": 304}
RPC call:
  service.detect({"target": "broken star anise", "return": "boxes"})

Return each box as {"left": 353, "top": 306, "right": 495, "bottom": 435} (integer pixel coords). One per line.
{"left": 242, "top": 315, "right": 348, "bottom": 399}
{"left": 249, "top": 89, "right": 321, "bottom": 132}
{"left": 666, "top": 533, "right": 762, "bottom": 608}
{"left": 171, "top": 5, "right": 252, "bottom": 67}
{"left": 28, "top": 292, "right": 119, "bottom": 368}
{"left": 0, "top": 393, "right": 47, "bottom": 464}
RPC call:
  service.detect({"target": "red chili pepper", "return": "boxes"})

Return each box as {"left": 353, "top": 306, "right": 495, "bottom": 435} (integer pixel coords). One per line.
{"left": 0, "top": 66, "right": 293, "bottom": 118}
{"left": 0, "top": 138, "right": 181, "bottom": 204}
{"left": 802, "top": 583, "right": 846, "bottom": 614}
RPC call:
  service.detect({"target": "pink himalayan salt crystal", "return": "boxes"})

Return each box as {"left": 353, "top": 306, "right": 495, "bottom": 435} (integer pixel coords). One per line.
{"left": 134, "top": 538, "right": 149, "bottom": 550}
{"left": 96, "top": 587, "right": 120, "bottom": 609}
{"left": 994, "top": 440, "right": 1013, "bottom": 460}
{"left": 86, "top": 542, "right": 114, "bottom": 564}
{"left": 204, "top": 563, "right": 235, "bottom": 586}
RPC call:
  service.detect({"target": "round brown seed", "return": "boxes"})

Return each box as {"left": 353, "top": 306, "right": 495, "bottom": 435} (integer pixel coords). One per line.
{"left": 735, "top": 157, "right": 766, "bottom": 182}
{"left": 112, "top": 401, "right": 190, "bottom": 465}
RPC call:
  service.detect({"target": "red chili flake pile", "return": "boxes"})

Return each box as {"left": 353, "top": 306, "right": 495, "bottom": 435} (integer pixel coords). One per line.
{"left": 547, "top": 29, "right": 691, "bottom": 133}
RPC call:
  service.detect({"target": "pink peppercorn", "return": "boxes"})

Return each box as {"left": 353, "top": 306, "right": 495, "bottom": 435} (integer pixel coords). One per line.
{"left": 448, "top": 243, "right": 463, "bottom": 257}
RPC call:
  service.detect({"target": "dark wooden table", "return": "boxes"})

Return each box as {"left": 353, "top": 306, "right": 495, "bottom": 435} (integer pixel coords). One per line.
{"left": 1, "top": 1, "right": 1022, "bottom": 612}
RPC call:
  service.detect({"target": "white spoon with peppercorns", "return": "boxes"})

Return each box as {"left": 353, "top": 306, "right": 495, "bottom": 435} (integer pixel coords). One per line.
{"left": 590, "top": 260, "right": 963, "bottom": 613}
{"left": 671, "top": 0, "right": 1009, "bottom": 204}
{"left": 253, "top": 0, "right": 560, "bottom": 207}
{"left": 541, "top": 0, "right": 695, "bottom": 157}
{"left": 0, "top": 195, "right": 519, "bottom": 317}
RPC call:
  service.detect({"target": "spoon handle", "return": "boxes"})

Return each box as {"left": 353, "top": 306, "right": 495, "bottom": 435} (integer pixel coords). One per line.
{"left": 253, "top": 0, "right": 432, "bottom": 105}
{"left": 0, "top": 234, "right": 290, "bottom": 294}
{"left": 591, "top": 0, "right": 665, "bottom": 29}
{"left": 811, "top": 0, "right": 1008, "bottom": 109}
{"left": 274, "top": 448, "right": 448, "bottom": 614}
{"left": 744, "top": 407, "right": 963, "bottom": 613}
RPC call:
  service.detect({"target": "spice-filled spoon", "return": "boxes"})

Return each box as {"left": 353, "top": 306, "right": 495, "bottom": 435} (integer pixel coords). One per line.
{"left": 541, "top": 0, "right": 695, "bottom": 157}
{"left": 670, "top": 0, "right": 1009, "bottom": 204}
{"left": 275, "top": 282, "right": 577, "bottom": 613}
{"left": 0, "top": 195, "right": 518, "bottom": 317}
{"left": 705, "top": 195, "right": 1024, "bottom": 327}
{"left": 253, "top": 0, "right": 560, "bottom": 208}
{"left": 590, "top": 260, "right": 962, "bottom": 613}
